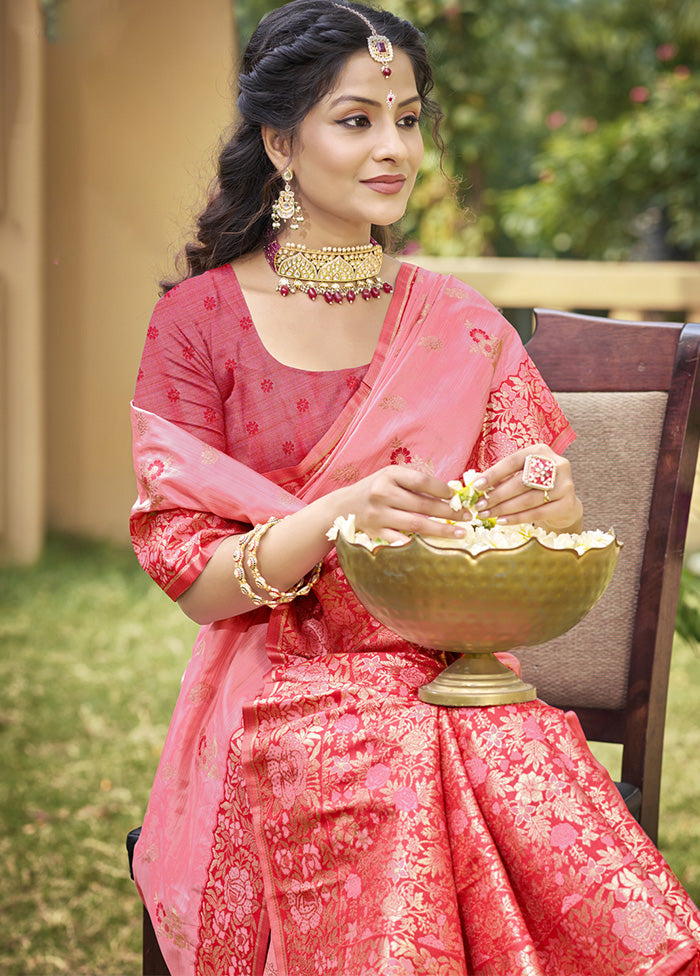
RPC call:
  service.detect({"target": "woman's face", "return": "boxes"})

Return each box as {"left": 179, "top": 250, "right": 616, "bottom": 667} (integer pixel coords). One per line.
{"left": 283, "top": 47, "right": 424, "bottom": 245}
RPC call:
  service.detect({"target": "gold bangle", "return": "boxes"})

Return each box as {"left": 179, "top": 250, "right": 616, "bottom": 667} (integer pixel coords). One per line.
{"left": 232, "top": 530, "right": 265, "bottom": 606}
{"left": 233, "top": 518, "right": 323, "bottom": 608}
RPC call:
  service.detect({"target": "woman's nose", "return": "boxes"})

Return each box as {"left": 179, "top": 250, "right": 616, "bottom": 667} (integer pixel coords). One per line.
{"left": 372, "top": 119, "right": 409, "bottom": 162}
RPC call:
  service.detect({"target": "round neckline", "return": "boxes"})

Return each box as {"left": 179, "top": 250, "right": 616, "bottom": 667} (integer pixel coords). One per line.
{"left": 220, "top": 261, "right": 412, "bottom": 376}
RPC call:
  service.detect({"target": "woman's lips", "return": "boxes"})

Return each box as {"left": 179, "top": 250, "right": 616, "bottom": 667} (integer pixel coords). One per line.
{"left": 362, "top": 175, "right": 406, "bottom": 195}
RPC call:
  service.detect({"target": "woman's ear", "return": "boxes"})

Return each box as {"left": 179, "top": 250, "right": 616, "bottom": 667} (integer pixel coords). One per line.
{"left": 261, "top": 126, "right": 293, "bottom": 174}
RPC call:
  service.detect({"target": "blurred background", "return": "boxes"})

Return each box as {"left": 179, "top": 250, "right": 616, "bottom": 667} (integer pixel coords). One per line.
{"left": 1, "top": 0, "right": 700, "bottom": 972}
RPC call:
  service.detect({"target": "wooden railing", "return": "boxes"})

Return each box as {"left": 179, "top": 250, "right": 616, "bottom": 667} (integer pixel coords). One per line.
{"left": 412, "top": 257, "right": 700, "bottom": 323}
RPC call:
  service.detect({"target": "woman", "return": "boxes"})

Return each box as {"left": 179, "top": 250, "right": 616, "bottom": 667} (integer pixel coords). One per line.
{"left": 130, "top": 2, "right": 700, "bottom": 973}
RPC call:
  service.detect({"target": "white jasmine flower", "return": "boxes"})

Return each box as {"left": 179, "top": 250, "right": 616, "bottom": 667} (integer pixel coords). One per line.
{"left": 330, "top": 513, "right": 616, "bottom": 556}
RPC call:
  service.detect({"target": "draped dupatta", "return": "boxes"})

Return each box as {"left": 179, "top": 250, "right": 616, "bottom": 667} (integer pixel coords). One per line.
{"left": 130, "top": 267, "right": 700, "bottom": 976}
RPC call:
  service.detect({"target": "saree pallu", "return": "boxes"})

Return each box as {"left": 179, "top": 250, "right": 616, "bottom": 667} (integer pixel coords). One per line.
{"left": 131, "top": 268, "right": 700, "bottom": 975}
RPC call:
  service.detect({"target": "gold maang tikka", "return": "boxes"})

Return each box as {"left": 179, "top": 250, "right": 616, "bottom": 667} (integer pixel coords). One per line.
{"left": 271, "top": 168, "right": 304, "bottom": 230}
{"left": 332, "top": 4, "right": 394, "bottom": 81}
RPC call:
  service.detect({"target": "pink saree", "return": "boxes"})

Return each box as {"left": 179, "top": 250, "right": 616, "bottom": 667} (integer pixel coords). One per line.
{"left": 131, "top": 266, "right": 700, "bottom": 976}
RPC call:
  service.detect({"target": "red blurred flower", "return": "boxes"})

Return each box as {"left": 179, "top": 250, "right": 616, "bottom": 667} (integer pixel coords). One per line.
{"left": 656, "top": 43, "right": 677, "bottom": 61}
{"left": 629, "top": 85, "right": 650, "bottom": 103}
{"left": 546, "top": 110, "right": 567, "bottom": 130}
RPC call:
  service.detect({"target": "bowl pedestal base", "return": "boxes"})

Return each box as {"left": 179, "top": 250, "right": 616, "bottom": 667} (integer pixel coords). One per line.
{"left": 418, "top": 653, "right": 537, "bottom": 707}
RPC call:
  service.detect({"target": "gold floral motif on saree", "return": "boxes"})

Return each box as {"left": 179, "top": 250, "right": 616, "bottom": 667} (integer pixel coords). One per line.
{"left": 200, "top": 445, "right": 219, "bottom": 465}
{"left": 153, "top": 898, "right": 191, "bottom": 952}
{"left": 418, "top": 335, "right": 444, "bottom": 351}
{"left": 468, "top": 325, "right": 502, "bottom": 363}
{"left": 330, "top": 463, "right": 362, "bottom": 485}
{"left": 137, "top": 457, "right": 168, "bottom": 508}
{"left": 380, "top": 394, "right": 407, "bottom": 411}
{"left": 187, "top": 682, "right": 215, "bottom": 704}
{"left": 135, "top": 412, "right": 150, "bottom": 437}
{"left": 196, "top": 731, "right": 219, "bottom": 779}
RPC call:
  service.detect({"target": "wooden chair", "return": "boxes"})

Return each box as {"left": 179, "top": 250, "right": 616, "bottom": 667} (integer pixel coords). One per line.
{"left": 127, "top": 309, "right": 700, "bottom": 972}
{"left": 521, "top": 309, "right": 700, "bottom": 843}
{"left": 126, "top": 827, "right": 170, "bottom": 976}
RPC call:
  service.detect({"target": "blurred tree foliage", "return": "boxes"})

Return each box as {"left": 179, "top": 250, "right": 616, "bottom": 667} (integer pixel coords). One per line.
{"left": 234, "top": 0, "right": 700, "bottom": 258}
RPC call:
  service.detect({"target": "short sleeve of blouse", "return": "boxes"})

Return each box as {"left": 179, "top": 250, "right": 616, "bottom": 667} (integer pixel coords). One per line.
{"left": 134, "top": 276, "right": 229, "bottom": 452}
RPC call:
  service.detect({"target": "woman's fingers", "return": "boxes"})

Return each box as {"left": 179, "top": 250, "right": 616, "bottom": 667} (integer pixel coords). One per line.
{"left": 473, "top": 446, "right": 579, "bottom": 527}
{"left": 376, "top": 466, "right": 453, "bottom": 502}
{"left": 341, "top": 453, "right": 581, "bottom": 540}
{"left": 350, "top": 466, "right": 464, "bottom": 540}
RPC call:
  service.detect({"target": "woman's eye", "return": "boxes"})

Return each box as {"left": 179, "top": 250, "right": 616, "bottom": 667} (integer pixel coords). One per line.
{"left": 339, "top": 115, "right": 371, "bottom": 128}
{"left": 398, "top": 115, "right": 421, "bottom": 128}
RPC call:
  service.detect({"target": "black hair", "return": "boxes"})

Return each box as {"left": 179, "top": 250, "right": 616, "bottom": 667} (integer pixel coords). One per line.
{"left": 162, "top": 0, "right": 442, "bottom": 293}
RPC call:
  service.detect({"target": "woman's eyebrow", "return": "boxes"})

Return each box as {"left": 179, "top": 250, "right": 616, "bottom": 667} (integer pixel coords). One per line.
{"left": 329, "top": 94, "right": 421, "bottom": 109}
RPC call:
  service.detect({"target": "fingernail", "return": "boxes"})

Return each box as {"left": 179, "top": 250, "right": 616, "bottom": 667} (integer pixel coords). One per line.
{"left": 474, "top": 477, "right": 487, "bottom": 489}
{"left": 454, "top": 527, "right": 466, "bottom": 538}
{"left": 474, "top": 500, "right": 488, "bottom": 511}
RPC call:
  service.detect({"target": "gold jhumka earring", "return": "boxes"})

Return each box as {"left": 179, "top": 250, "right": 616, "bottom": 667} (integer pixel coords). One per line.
{"left": 270, "top": 168, "right": 304, "bottom": 230}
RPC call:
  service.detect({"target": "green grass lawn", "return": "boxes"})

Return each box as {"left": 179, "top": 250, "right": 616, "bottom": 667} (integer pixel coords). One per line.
{"left": 1, "top": 535, "right": 700, "bottom": 975}
{"left": 0, "top": 536, "right": 198, "bottom": 975}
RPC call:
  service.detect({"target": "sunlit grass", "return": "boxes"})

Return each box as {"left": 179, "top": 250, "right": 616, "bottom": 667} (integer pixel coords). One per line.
{"left": 1, "top": 536, "right": 699, "bottom": 974}
{"left": 0, "top": 536, "right": 198, "bottom": 975}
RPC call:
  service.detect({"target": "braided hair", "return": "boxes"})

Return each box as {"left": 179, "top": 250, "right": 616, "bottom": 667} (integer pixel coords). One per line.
{"left": 162, "top": 0, "right": 442, "bottom": 293}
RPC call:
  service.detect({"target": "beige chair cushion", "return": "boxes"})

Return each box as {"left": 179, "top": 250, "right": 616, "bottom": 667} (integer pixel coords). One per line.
{"left": 516, "top": 391, "right": 667, "bottom": 711}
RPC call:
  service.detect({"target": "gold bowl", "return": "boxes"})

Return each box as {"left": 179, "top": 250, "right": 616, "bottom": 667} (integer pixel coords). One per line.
{"left": 336, "top": 532, "right": 621, "bottom": 706}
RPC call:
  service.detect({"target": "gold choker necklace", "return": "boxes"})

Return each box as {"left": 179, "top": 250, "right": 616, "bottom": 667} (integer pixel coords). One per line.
{"left": 263, "top": 238, "right": 392, "bottom": 304}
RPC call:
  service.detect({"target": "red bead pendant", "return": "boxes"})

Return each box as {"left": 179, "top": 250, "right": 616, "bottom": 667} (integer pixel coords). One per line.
{"left": 382, "top": 66, "right": 392, "bottom": 78}
{"left": 334, "top": 291, "right": 343, "bottom": 304}
{"left": 324, "top": 291, "right": 335, "bottom": 303}
{"left": 361, "top": 289, "right": 372, "bottom": 301}
{"left": 346, "top": 290, "right": 356, "bottom": 303}
{"left": 307, "top": 287, "right": 317, "bottom": 300}
{"left": 370, "top": 285, "right": 381, "bottom": 298}
{"left": 382, "top": 281, "right": 393, "bottom": 294}
{"left": 279, "top": 285, "right": 290, "bottom": 297}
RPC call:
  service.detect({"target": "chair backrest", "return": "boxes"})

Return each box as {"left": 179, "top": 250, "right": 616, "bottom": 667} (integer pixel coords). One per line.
{"left": 521, "top": 309, "right": 700, "bottom": 843}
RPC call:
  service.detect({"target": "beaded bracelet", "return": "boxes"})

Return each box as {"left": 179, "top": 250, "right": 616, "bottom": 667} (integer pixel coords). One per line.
{"left": 232, "top": 517, "right": 323, "bottom": 608}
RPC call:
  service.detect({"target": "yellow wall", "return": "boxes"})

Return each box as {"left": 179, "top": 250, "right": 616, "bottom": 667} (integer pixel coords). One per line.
{"left": 0, "top": 0, "right": 45, "bottom": 562}
{"left": 44, "top": 0, "right": 235, "bottom": 544}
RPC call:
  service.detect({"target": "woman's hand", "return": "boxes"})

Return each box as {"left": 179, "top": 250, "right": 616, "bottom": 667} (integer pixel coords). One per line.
{"left": 339, "top": 465, "right": 468, "bottom": 544}
{"left": 471, "top": 445, "right": 583, "bottom": 533}
{"left": 177, "top": 465, "right": 464, "bottom": 624}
